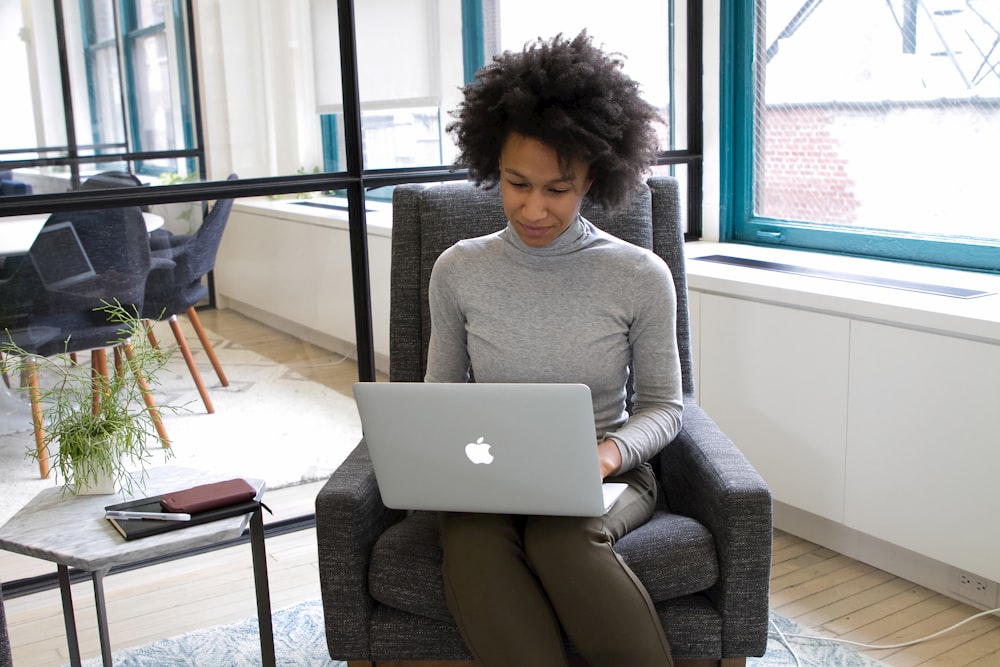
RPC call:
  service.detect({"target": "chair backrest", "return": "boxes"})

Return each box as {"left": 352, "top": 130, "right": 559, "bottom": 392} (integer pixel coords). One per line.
{"left": 1, "top": 207, "right": 153, "bottom": 339}
{"left": 79, "top": 171, "right": 143, "bottom": 190}
{"left": 41, "top": 207, "right": 153, "bottom": 315}
{"left": 389, "top": 176, "right": 694, "bottom": 397}
{"left": 174, "top": 173, "right": 238, "bottom": 283}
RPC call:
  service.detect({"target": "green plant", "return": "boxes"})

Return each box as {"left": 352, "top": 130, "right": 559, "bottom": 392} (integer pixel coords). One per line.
{"left": 157, "top": 172, "right": 201, "bottom": 233}
{"left": 0, "top": 301, "right": 176, "bottom": 495}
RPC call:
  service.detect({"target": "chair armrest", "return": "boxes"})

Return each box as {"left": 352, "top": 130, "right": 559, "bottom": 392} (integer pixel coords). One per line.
{"left": 315, "top": 440, "right": 405, "bottom": 659}
{"left": 149, "top": 230, "right": 193, "bottom": 252}
{"left": 659, "top": 398, "right": 772, "bottom": 657}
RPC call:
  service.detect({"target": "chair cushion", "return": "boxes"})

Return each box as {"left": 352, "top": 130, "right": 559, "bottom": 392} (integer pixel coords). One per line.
{"left": 368, "top": 508, "right": 719, "bottom": 624}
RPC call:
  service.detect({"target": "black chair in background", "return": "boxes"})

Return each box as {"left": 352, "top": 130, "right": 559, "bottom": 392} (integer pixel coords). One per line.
{"left": 79, "top": 170, "right": 149, "bottom": 211}
{"left": 0, "top": 169, "right": 32, "bottom": 197}
{"left": 0, "top": 208, "right": 171, "bottom": 477}
{"left": 142, "top": 174, "right": 238, "bottom": 413}
{"left": 79, "top": 171, "right": 143, "bottom": 190}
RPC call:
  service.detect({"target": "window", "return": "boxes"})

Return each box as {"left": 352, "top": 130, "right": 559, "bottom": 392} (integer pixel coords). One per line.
{"left": 0, "top": 0, "right": 198, "bottom": 192}
{"left": 314, "top": 0, "right": 682, "bottom": 171}
{"left": 80, "top": 0, "right": 196, "bottom": 176}
{"left": 0, "top": 0, "right": 702, "bottom": 534}
{"left": 722, "top": 0, "right": 1000, "bottom": 272}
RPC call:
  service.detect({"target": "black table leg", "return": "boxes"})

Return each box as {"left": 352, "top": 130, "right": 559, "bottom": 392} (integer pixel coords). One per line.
{"left": 57, "top": 565, "right": 81, "bottom": 667}
{"left": 249, "top": 508, "right": 275, "bottom": 667}
{"left": 92, "top": 570, "right": 113, "bottom": 667}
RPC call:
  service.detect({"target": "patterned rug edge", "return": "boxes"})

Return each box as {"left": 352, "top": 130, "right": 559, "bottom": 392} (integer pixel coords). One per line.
{"left": 74, "top": 601, "right": 890, "bottom": 667}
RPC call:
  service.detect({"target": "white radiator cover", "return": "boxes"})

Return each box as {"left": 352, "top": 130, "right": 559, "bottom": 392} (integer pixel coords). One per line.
{"left": 214, "top": 198, "right": 393, "bottom": 373}
{"left": 687, "top": 241, "right": 1000, "bottom": 601}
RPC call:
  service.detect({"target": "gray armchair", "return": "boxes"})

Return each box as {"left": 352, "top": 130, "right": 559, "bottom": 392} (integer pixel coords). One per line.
{"left": 315, "top": 177, "right": 772, "bottom": 667}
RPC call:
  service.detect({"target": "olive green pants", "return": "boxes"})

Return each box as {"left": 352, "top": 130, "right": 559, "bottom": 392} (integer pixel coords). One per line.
{"left": 439, "top": 464, "right": 674, "bottom": 667}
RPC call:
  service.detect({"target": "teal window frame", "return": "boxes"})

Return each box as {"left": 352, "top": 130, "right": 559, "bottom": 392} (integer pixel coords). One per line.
{"left": 461, "top": 0, "right": 485, "bottom": 84}
{"left": 719, "top": 2, "right": 1000, "bottom": 273}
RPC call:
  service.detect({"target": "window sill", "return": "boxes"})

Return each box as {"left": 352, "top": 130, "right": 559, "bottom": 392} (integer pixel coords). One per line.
{"left": 232, "top": 196, "right": 393, "bottom": 238}
{"left": 684, "top": 242, "right": 1000, "bottom": 344}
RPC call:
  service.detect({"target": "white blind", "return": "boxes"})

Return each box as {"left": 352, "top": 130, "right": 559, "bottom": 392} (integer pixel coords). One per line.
{"left": 311, "top": 0, "right": 442, "bottom": 113}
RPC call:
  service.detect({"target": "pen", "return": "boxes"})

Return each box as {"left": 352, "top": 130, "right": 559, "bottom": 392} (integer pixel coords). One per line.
{"left": 105, "top": 510, "right": 192, "bottom": 521}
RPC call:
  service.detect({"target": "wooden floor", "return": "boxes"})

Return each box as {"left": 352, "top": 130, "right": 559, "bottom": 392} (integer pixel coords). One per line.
{"left": 2, "top": 309, "right": 997, "bottom": 666}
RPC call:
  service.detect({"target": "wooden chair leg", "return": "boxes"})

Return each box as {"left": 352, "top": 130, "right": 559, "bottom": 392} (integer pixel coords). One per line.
{"left": 24, "top": 359, "right": 50, "bottom": 479}
{"left": 185, "top": 306, "right": 229, "bottom": 386}
{"left": 113, "top": 345, "right": 125, "bottom": 377}
{"left": 144, "top": 319, "right": 160, "bottom": 350}
{"left": 1, "top": 351, "right": 11, "bottom": 389}
{"left": 121, "top": 341, "right": 171, "bottom": 448}
{"left": 168, "top": 314, "right": 215, "bottom": 413}
{"left": 91, "top": 349, "right": 109, "bottom": 414}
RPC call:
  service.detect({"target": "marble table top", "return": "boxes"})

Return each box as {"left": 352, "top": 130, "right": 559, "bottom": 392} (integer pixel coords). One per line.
{"left": 0, "top": 466, "right": 265, "bottom": 572}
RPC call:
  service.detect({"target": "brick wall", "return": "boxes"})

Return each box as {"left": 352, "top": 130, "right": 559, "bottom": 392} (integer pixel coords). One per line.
{"left": 760, "top": 106, "right": 859, "bottom": 224}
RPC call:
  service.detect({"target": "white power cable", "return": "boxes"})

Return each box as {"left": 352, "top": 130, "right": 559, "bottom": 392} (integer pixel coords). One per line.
{"left": 768, "top": 616, "right": 802, "bottom": 667}
{"left": 770, "top": 606, "right": 1000, "bottom": 655}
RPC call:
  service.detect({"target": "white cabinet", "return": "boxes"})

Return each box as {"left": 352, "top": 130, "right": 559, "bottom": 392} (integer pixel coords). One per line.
{"left": 698, "top": 294, "right": 851, "bottom": 523}
{"left": 846, "top": 322, "right": 1000, "bottom": 580}
{"left": 691, "top": 287, "right": 1000, "bottom": 584}
{"left": 214, "top": 201, "right": 392, "bottom": 369}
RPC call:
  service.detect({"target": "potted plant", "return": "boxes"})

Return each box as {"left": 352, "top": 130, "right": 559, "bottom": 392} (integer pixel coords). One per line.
{"left": 0, "top": 301, "right": 175, "bottom": 495}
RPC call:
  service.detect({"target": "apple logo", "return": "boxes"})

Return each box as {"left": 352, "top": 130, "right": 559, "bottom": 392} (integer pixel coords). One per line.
{"left": 465, "top": 437, "right": 494, "bottom": 464}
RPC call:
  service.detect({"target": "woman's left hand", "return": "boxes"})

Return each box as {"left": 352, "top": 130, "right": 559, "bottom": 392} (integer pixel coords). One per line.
{"left": 597, "top": 439, "right": 623, "bottom": 479}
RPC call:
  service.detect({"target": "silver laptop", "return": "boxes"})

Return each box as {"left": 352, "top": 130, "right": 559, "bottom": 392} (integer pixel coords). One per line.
{"left": 353, "top": 382, "right": 628, "bottom": 517}
{"left": 29, "top": 221, "right": 97, "bottom": 290}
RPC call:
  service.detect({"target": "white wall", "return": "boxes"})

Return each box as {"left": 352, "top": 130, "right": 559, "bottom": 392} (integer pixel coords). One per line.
{"left": 214, "top": 198, "right": 393, "bottom": 372}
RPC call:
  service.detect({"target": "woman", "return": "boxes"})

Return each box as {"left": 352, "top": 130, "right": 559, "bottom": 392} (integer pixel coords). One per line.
{"left": 427, "top": 32, "right": 683, "bottom": 667}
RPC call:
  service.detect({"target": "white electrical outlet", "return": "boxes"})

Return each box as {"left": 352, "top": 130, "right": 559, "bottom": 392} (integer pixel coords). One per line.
{"left": 948, "top": 568, "right": 1000, "bottom": 608}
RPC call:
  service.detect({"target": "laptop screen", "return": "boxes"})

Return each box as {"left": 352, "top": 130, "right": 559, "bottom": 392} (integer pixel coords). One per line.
{"left": 29, "top": 221, "right": 97, "bottom": 290}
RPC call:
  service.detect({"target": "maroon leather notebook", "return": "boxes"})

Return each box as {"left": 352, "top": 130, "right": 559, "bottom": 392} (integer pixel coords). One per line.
{"left": 159, "top": 478, "right": 257, "bottom": 514}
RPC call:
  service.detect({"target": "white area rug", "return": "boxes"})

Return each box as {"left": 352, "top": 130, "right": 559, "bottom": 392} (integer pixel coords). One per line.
{"left": 72, "top": 603, "right": 889, "bottom": 667}
{"left": 0, "top": 321, "right": 362, "bottom": 525}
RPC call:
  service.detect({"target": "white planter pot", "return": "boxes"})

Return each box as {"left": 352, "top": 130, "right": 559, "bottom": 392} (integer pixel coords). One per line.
{"left": 73, "top": 467, "right": 117, "bottom": 495}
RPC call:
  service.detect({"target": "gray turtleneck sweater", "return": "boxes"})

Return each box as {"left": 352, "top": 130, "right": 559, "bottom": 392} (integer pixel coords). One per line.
{"left": 425, "top": 216, "right": 683, "bottom": 472}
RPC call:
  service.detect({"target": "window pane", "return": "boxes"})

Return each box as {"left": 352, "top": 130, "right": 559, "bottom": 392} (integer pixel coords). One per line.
{"left": 493, "top": 0, "right": 676, "bottom": 148}
{"left": 196, "top": 0, "right": 344, "bottom": 179}
{"left": 91, "top": 0, "right": 116, "bottom": 43}
{"left": 352, "top": 0, "right": 460, "bottom": 170}
{"left": 756, "top": 0, "right": 1000, "bottom": 242}
{"left": 0, "top": 0, "right": 69, "bottom": 178}
{"left": 313, "top": 0, "right": 677, "bottom": 173}
{"left": 362, "top": 108, "right": 444, "bottom": 170}
{"left": 132, "top": 32, "right": 175, "bottom": 152}
{"left": 87, "top": 46, "right": 127, "bottom": 154}
{"left": 134, "top": 0, "right": 165, "bottom": 29}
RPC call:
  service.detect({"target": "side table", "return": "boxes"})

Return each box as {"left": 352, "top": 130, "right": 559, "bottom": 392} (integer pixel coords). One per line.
{"left": 0, "top": 466, "right": 275, "bottom": 667}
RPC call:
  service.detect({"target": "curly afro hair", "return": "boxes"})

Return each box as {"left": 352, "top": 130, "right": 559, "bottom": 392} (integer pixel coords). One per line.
{"left": 448, "top": 31, "right": 661, "bottom": 211}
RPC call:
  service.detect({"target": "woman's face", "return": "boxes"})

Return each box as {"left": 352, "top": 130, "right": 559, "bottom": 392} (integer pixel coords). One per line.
{"left": 498, "top": 133, "right": 593, "bottom": 248}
